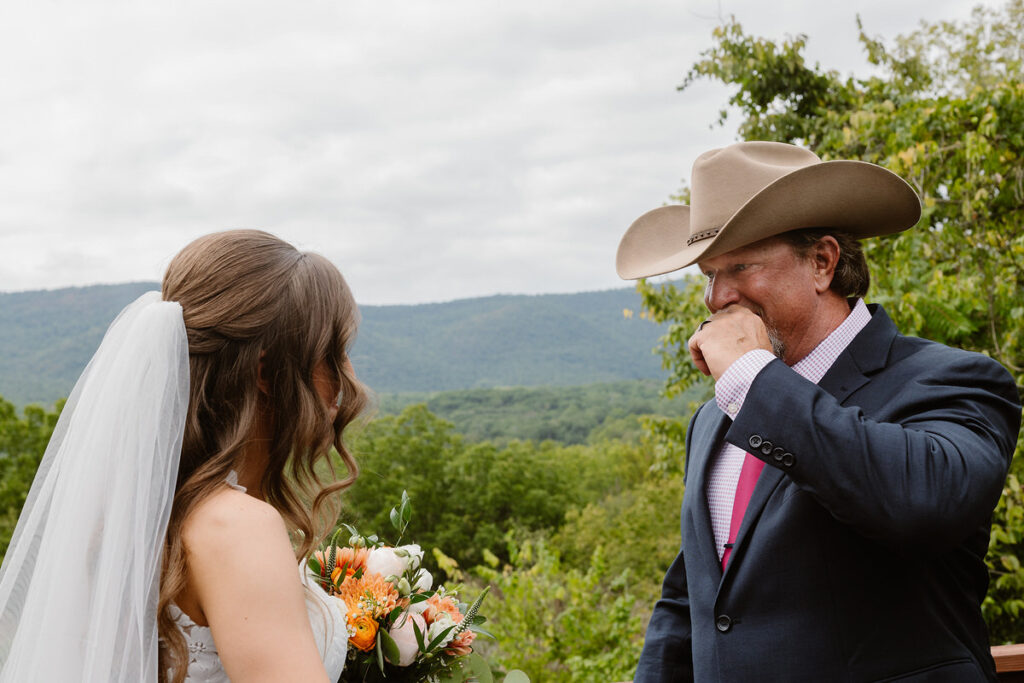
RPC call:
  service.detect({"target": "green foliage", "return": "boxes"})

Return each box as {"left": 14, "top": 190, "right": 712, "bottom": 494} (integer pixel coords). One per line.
{"left": 340, "top": 404, "right": 680, "bottom": 674}
{"left": 641, "top": 0, "right": 1024, "bottom": 643}
{"left": 343, "top": 405, "right": 650, "bottom": 571}
{"left": 0, "top": 396, "right": 62, "bottom": 557}
{"left": 984, "top": 447, "right": 1024, "bottom": 644}
{"left": 552, "top": 473, "right": 684, "bottom": 591}
{"left": 377, "top": 379, "right": 693, "bottom": 446}
{"left": 473, "top": 540, "right": 645, "bottom": 683}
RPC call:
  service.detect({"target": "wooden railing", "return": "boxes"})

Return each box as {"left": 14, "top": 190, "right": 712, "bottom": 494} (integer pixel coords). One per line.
{"left": 995, "top": 644, "right": 1024, "bottom": 682}
{"left": 616, "top": 645, "right": 1024, "bottom": 681}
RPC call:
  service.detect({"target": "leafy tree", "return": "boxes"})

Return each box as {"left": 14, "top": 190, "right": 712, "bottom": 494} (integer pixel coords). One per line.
{"left": 0, "top": 396, "right": 62, "bottom": 557}
{"left": 473, "top": 540, "right": 644, "bottom": 683}
{"left": 342, "top": 405, "right": 650, "bottom": 572}
{"left": 552, "top": 473, "right": 685, "bottom": 594}
{"left": 639, "top": 0, "right": 1024, "bottom": 643}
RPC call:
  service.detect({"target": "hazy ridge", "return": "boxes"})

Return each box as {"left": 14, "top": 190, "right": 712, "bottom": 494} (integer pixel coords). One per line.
{"left": 0, "top": 283, "right": 667, "bottom": 407}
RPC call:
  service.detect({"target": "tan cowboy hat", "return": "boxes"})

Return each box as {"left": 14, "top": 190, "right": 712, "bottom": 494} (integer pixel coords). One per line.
{"left": 615, "top": 141, "right": 921, "bottom": 279}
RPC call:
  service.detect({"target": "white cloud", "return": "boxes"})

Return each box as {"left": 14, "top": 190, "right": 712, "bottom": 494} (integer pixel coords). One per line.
{"left": 0, "top": 0, "right": 1004, "bottom": 303}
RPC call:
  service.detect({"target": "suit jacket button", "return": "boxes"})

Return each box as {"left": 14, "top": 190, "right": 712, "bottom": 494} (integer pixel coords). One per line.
{"left": 772, "top": 447, "right": 785, "bottom": 462}
{"left": 748, "top": 435, "right": 763, "bottom": 449}
{"left": 716, "top": 615, "right": 733, "bottom": 633}
{"left": 760, "top": 441, "right": 773, "bottom": 456}
{"left": 782, "top": 453, "right": 795, "bottom": 467}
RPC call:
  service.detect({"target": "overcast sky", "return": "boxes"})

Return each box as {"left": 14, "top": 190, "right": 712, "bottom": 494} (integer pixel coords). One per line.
{"left": 0, "top": 0, "right": 1000, "bottom": 304}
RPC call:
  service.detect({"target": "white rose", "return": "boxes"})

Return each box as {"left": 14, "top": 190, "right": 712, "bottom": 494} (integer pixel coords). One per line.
{"left": 426, "top": 612, "right": 456, "bottom": 648}
{"left": 365, "top": 547, "right": 406, "bottom": 580}
{"left": 387, "top": 613, "right": 426, "bottom": 667}
{"left": 413, "top": 568, "right": 433, "bottom": 593}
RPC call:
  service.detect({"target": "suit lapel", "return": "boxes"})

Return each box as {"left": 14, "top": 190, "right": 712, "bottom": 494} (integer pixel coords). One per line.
{"left": 685, "top": 405, "right": 732, "bottom": 578}
{"left": 819, "top": 303, "right": 897, "bottom": 398}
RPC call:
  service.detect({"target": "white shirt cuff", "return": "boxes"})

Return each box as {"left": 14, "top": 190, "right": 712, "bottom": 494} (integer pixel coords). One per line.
{"left": 715, "top": 349, "right": 776, "bottom": 418}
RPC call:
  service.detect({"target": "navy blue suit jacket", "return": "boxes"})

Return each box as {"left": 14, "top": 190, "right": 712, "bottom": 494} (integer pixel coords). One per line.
{"left": 635, "top": 305, "right": 1021, "bottom": 682}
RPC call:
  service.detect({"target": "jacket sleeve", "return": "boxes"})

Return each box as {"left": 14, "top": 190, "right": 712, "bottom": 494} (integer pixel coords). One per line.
{"left": 727, "top": 349, "right": 1021, "bottom": 554}
{"left": 634, "top": 408, "right": 702, "bottom": 683}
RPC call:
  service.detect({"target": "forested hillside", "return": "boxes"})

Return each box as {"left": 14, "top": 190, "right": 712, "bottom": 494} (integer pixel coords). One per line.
{"left": 0, "top": 283, "right": 666, "bottom": 406}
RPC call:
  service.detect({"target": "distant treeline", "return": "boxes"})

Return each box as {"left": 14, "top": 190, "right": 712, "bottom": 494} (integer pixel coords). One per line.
{"left": 376, "top": 379, "right": 707, "bottom": 445}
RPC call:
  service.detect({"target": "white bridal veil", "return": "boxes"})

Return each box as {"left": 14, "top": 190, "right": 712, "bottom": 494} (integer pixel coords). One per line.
{"left": 0, "top": 292, "right": 189, "bottom": 681}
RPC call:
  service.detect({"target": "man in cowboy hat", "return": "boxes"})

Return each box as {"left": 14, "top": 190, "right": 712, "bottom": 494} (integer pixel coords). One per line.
{"left": 618, "top": 141, "right": 1021, "bottom": 682}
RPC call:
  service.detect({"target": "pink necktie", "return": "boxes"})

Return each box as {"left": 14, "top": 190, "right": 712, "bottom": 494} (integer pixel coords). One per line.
{"left": 721, "top": 453, "right": 766, "bottom": 570}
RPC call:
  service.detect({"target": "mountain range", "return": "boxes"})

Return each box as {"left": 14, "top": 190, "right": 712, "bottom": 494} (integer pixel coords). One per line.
{"left": 0, "top": 283, "right": 668, "bottom": 407}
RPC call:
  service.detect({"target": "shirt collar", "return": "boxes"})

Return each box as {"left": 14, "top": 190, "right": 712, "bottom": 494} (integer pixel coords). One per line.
{"left": 790, "top": 298, "right": 871, "bottom": 385}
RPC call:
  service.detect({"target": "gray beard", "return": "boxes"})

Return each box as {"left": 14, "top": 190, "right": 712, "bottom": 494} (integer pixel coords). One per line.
{"left": 756, "top": 311, "right": 787, "bottom": 362}
{"left": 768, "top": 328, "right": 787, "bottom": 362}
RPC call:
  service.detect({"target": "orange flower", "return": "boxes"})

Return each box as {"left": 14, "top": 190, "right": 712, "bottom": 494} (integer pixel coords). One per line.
{"left": 314, "top": 546, "right": 370, "bottom": 593}
{"left": 330, "top": 564, "right": 357, "bottom": 587}
{"left": 349, "top": 613, "right": 379, "bottom": 652}
{"left": 423, "top": 594, "right": 461, "bottom": 625}
{"left": 338, "top": 572, "right": 400, "bottom": 620}
{"left": 446, "top": 628, "right": 476, "bottom": 657}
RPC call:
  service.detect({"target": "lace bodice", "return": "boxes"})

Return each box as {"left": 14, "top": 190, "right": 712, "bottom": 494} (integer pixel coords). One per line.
{"left": 168, "top": 474, "right": 348, "bottom": 681}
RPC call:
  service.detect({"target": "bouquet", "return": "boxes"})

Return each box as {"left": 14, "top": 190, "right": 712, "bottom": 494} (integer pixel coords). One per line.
{"left": 309, "top": 492, "right": 501, "bottom": 683}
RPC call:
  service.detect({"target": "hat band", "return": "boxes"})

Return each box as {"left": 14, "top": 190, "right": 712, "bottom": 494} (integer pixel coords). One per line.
{"left": 687, "top": 226, "right": 721, "bottom": 246}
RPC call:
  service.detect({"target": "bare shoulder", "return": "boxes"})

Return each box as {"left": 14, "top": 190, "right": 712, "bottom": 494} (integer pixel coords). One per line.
{"left": 182, "top": 486, "right": 291, "bottom": 562}
{"left": 179, "top": 487, "right": 329, "bottom": 681}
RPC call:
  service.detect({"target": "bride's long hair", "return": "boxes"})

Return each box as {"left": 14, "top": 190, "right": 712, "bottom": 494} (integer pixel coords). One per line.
{"left": 157, "top": 230, "right": 368, "bottom": 682}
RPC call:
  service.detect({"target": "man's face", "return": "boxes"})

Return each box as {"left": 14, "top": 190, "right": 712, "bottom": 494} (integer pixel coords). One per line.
{"left": 696, "top": 236, "right": 820, "bottom": 364}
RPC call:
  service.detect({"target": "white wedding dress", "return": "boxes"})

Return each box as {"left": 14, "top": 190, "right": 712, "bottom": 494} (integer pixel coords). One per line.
{"left": 168, "top": 474, "right": 349, "bottom": 682}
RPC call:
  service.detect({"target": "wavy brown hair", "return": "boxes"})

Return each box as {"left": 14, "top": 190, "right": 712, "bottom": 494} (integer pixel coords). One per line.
{"left": 157, "top": 230, "right": 368, "bottom": 682}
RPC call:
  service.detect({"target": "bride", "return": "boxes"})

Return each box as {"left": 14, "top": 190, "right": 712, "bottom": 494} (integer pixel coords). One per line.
{"left": 0, "top": 230, "right": 367, "bottom": 682}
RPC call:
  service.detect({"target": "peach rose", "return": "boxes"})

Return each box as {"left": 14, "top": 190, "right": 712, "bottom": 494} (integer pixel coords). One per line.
{"left": 446, "top": 627, "right": 476, "bottom": 657}
{"left": 423, "top": 594, "right": 461, "bottom": 625}
{"left": 349, "top": 613, "right": 379, "bottom": 652}
{"left": 387, "top": 613, "right": 427, "bottom": 666}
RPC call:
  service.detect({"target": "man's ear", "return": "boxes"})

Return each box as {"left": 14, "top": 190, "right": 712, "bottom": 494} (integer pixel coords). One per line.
{"left": 257, "top": 350, "right": 271, "bottom": 396}
{"left": 811, "top": 236, "right": 841, "bottom": 294}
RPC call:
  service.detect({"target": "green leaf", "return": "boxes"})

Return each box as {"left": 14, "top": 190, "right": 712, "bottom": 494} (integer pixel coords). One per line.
{"left": 390, "top": 507, "right": 401, "bottom": 530}
{"left": 413, "top": 618, "right": 426, "bottom": 652}
{"left": 466, "top": 653, "right": 493, "bottom": 683}
{"left": 468, "top": 624, "right": 496, "bottom": 639}
{"left": 503, "top": 671, "right": 531, "bottom": 683}
{"left": 374, "top": 633, "right": 385, "bottom": 672}
{"left": 425, "top": 625, "right": 455, "bottom": 652}
{"left": 379, "top": 627, "right": 402, "bottom": 665}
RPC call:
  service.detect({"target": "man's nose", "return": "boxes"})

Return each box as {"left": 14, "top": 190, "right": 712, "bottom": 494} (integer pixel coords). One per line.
{"left": 704, "top": 278, "right": 740, "bottom": 313}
